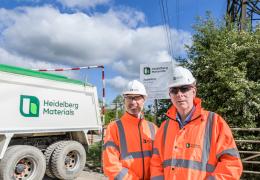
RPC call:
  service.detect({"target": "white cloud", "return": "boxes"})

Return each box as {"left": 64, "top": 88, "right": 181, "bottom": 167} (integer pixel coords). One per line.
{"left": 0, "top": 47, "right": 52, "bottom": 68}
{"left": 57, "top": 0, "right": 111, "bottom": 9}
{"left": 0, "top": 47, "right": 77, "bottom": 78}
{"left": 107, "top": 76, "right": 129, "bottom": 91}
{"left": 111, "top": 27, "right": 191, "bottom": 78}
{"left": 111, "top": 6, "right": 145, "bottom": 28}
{"left": 0, "top": 5, "right": 192, "bottom": 80}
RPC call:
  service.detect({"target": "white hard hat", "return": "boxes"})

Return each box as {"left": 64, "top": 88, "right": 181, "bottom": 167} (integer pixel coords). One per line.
{"left": 168, "top": 66, "right": 196, "bottom": 88}
{"left": 123, "top": 80, "right": 147, "bottom": 97}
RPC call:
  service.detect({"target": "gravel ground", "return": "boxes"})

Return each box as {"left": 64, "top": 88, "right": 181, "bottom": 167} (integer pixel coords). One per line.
{"left": 76, "top": 171, "right": 108, "bottom": 180}
{"left": 43, "top": 169, "right": 107, "bottom": 180}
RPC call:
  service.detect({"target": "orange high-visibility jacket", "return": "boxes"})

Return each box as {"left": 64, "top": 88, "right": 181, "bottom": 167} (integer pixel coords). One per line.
{"left": 150, "top": 98, "right": 243, "bottom": 180}
{"left": 103, "top": 112, "right": 158, "bottom": 180}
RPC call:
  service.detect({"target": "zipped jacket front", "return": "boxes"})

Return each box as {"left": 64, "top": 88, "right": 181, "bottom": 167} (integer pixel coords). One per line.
{"left": 150, "top": 98, "right": 243, "bottom": 180}
{"left": 103, "top": 112, "right": 158, "bottom": 180}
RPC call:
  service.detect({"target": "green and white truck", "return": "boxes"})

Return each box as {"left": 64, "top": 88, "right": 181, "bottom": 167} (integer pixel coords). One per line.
{"left": 0, "top": 64, "right": 102, "bottom": 180}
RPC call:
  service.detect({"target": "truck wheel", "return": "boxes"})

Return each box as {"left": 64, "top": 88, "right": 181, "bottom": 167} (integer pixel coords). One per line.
{"left": 44, "top": 141, "right": 69, "bottom": 178}
{"left": 51, "top": 141, "right": 86, "bottom": 179}
{"left": 0, "top": 145, "right": 46, "bottom": 180}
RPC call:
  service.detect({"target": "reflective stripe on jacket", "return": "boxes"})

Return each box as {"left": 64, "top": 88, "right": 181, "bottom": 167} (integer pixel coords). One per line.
{"left": 150, "top": 98, "right": 243, "bottom": 180}
{"left": 103, "top": 112, "right": 158, "bottom": 180}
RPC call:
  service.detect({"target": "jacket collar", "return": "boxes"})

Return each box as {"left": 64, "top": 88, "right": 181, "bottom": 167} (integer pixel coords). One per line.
{"left": 166, "top": 97, "right": 204, "bottom": 121}
{"left": 121, "top": 111, "right": 144, "bottom": 125}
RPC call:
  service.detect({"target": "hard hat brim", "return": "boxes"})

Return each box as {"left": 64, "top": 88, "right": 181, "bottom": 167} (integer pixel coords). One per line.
{"left": 123, "top": 91, "right": 147, "bottom": 97}
{"left": 168, "top": 81, "right": 195, "bottom": 88}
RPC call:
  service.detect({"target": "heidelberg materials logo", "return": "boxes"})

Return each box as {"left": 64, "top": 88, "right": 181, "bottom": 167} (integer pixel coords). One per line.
{"left": 143, "top": 67, "right": 151, "bottom": 75}
{"left": 20, "top": 95, "right": 40, "bottom": 117}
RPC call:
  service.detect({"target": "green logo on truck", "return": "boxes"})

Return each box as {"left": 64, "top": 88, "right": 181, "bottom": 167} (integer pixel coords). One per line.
{"left": 20, "top": 95, "right": 40, "bottom": 117}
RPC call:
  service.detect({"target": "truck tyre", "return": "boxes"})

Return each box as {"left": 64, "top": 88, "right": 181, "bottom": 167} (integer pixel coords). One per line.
{"left": 44, "top": 141, "right": 69, "bottom": 178}
{"left": 0, "top": 145, "right": 46, "bottom": 180}
{"left": 51, "top": 141, "right": 86, "bottom": 179}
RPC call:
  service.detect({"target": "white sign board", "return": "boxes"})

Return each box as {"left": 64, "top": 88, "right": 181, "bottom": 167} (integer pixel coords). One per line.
{"left": 140, "top": 62, "right": 173, "bottom": 99}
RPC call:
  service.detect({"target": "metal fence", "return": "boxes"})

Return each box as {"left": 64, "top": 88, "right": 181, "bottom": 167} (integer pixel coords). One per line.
{"left": 231, "top": 128, "right": 260, "bottom": 175}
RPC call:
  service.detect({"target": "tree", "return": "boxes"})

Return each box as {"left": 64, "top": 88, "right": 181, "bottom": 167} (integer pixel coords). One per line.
{"left": 185, "top": 16, "right": 260, "bottom": 178}
{"left": 146, "top": 99, "right": 171, "bottom": 126}
{"left": 185, "top": 15, "right": 260, "bottom": 128}
{"left": 104, "top": 95, "right": 124, "bottom": 125}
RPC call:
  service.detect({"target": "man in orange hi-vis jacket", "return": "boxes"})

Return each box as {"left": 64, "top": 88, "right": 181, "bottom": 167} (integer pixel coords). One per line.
{"left": 150, "top": 66, "right": 243, "bottom": 180}
{"left": 103, "top": 80, "right": 158, "bottom": 180}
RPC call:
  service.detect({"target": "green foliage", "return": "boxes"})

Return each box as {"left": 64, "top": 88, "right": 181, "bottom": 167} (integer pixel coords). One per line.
{"left": 144, "top": 99, "right": 171, "bottom": 127}
{"left": 112, "top": 95, "right": 124, "bottom": 104}
{"left": 104, "top": 95, "right": 124, "bottom": 125}
{"left": 156, "top": 99, "right": 171, "bottom": 126}
{"left": 86, "top": 141, "right": 102, "bottom": 167}
{"left": 149, "top": 15, "right": 259, "bottom": 129}
{"left": 182, "top": 16, "right": 260, "bottom": 177}
{"left": 144, "top": 105, "right": 155, "bottom": 123}
{"left": 185, "top": 15, "right": 260, "bottom": 128}
{"left": 104, "top": 109, "right": 123, "bottom": 125}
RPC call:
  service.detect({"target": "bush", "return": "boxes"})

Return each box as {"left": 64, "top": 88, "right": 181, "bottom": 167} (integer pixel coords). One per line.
{"left": 86, "top": 141, "right": 102, "bottom": 169}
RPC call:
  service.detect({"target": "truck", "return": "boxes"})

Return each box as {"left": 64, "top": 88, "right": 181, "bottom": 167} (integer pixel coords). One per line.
{"left": 0, "top": 64, "right": 102, "bottom": 180}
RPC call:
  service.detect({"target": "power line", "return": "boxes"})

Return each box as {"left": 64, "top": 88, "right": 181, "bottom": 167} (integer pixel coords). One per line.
{"left": 176, "top": 0, "right": 180, "bottom": 29}
{"left": 165, "top": 0, "right": 175, "bottom": 58}
{"left": 159, "top": 0, "right": 174, "bottom": 61}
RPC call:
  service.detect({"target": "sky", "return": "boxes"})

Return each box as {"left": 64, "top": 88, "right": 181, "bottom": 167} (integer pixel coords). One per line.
{"left": 0, "top": 0, "right": 226, "bottom": 104}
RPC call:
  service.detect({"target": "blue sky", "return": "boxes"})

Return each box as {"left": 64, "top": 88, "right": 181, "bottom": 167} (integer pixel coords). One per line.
{"left": 0, "top": 0, "right": 226, "bottom": 104}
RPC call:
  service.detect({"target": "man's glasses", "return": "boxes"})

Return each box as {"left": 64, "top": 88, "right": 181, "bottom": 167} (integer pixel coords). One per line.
{"left": 169, "top": 85, "right": 194, "bottom": 95}
{"left": 124, "top": 95, "right": 144, "bottom": 101}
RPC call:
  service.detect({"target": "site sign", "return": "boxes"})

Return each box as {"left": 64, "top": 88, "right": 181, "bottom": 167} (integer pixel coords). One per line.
{"left": 140, "top": 62, "right": 173, "bottom": 99}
